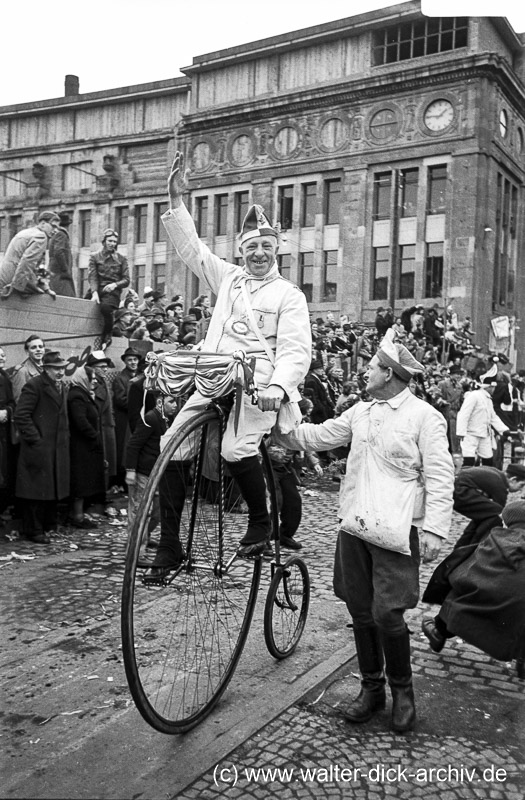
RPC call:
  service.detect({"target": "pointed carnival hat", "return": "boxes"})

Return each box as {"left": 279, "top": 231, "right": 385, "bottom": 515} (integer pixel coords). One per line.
{"left": 240, "top": 205, "right": 278, "bottom": 244}
{"left": 376, "top": 328, "right": 424, "bottom": 382}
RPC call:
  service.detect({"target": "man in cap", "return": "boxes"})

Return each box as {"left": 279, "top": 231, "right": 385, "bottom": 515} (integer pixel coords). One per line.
{"left": 113, "top": 347, "right": 141, "bottom": 490}
{"left": 456, "top": 364, "right": 510, "bottom": 467}
{"left": 88, "top": 229, "right": 130, "bottom": 349}
{"left": 0, "top": 211, "right": 60, "bottom": 294}
{"left": 147, "top": 151, "right": 310, "bottom": 574}
{"left": 277, "top": 328, "right": 454, "bottom": 732}
{"left": 48, "top": 211, "right": 76, "bottom": 297}
{"left": 14, "top": 350, "right": 70, "bottom": 544}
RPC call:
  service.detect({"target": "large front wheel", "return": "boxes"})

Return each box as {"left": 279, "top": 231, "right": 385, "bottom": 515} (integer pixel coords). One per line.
{"left": 121, "top": 407, "right": 262, "bottom": 734}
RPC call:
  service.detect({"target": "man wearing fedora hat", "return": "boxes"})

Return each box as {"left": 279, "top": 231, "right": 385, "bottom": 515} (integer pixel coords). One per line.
{"left": 276, "top": 329, "right": 454, "bottom": 733}
{"left": 113, "top": 347, "right": 141, "bottom": 491}
{"left": 86, "top": 351, "right": 117, "bottom": 506}
{"left": 88, "top": 229, "right": 130, "bottom": 349}
{"left": 14, "top": 350, "right": 70, "bottom": 544}
{"left": 48, "top": 211, "right": 76, "bottom": 297}
{"left": 147, "top": 151, "right": 310, "bottom": 572}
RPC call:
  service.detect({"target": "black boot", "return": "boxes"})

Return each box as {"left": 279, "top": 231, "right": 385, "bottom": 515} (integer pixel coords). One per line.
{"left": 226, "top": 456, "right": 271, "bottom": 556}
{"left": 381, "top": 628, "right": 416, "bottom": 733}
{"left": 150, "top": 461, "right": 191, "bottom": 571}
{"left": 344, "top": 626, "right": 386, "bottom": 724}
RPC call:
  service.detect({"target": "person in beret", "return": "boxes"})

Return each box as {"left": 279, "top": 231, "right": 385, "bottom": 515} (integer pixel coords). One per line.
{"left": 147, "top": 151, "right": 311, "bottom": 577}
{"left": 422, "top": 499, "right": 525, "bottom": 663}
{"left": 13, "top": 349, "right": 70, "bottom": 543}
{"left": 87, "top": 229, "right": 130, "bottom": 350}
{"left": 277, "top": 328, "right": 454, "bottom": 733}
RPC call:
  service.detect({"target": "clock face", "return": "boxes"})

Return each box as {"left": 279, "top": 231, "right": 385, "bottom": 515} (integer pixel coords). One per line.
{"left": 424, "top": 100, "right": 454, "bottom": 132}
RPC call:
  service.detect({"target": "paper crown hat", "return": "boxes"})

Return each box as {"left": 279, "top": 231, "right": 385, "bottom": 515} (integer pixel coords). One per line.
{"left": 376, "top": 329, "right": 424, "bottom": 382}
{"left": 240, "top": 205, "right": 277, "bottom": 244}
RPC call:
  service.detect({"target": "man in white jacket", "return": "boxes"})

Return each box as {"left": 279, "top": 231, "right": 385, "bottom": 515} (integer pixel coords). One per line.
{"left": 456, "top": 365, "right": 509, "bottom": 466}
{"left": 278, "top": 330, "right": 454, "bottom": 733}
{"left": 147, "top": 152, "right": 311, "bottom": 576}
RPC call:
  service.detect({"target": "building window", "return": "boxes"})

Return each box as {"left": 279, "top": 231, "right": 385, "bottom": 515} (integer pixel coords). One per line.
{"left": 215, "top": 194, "right": 228, "bottom": 236}
{"left": 372, "top": 247, "right": 390, "bottom": 300}
{"left": 325, "top": 179, "right": 341, "bottom": 225}
{"left": 153, "top": 263, "right": 166, "bottom": 290}
{"left": 135, "top": 205, "right": 148, "bottom": 243}
{"left": 0, "top": 217, "right": 6, "bottom": 251}
{"left": 77, "top": 267, "right": 88, "bottom": 298}
{"left": 0, "top": 170, "right": 25, "bottom": 197}
{"left": 278, "top": 185, "right": 293, "bottom": 230}
{"left": 300, "top": 253, "right": 314, "bottom": 302}
{"left": 322, "top": 251, "right": 338, "bottom": 302}
{"left": 427, "top": 165, "right": 447, "bottom": 214}
{"left": 301, "top": 183, "right": 316, "bottom": 227}
{"left": 401, "top": 169, "right": 418, "bottom": 217}
{"left": 154, "top": 202, "right": 168, "bottom": 242}
{"left": 79, "top": 210, "right": 91, "bottom": 248}
{"left": 278, "top": 253, "right": 292, "bottom": 281}
{"left": 493, "top": 174, "right": 518, "bottom": 309}
{"left": 373, "top": 17, "right": 468, "bottom": 65}
{"left": 235, "top": 191, "right": 249, "bottom": 233}
{"left": 398, "top": 244, "right": 416, "bottom": 299}
{"left": 233, "top": 256, "right": 244, "bottom": 266}
{"left": 133, "top": 264, "right": 146, "bottom": 296}
{"left": 425, "top": 242, "right": 443, "bottom": 298}
{"left": 62, "top": 161, "right": 94, "bottom": 192}
{"left": 373, "top": 172, "right": 392, "bottom": 220}
{"left": 114, "top": 207, "right": 128, "bottom": 244}
{"left": 8, "top": 214, "right": 22, "bottom": 241}
{"left": 195, "top": 196, "right": 208, "bottom": 237}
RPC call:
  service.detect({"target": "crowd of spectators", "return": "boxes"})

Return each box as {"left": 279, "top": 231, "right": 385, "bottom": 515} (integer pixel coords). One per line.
{"left": 1, "top": 285, "right": 524, "bottom": 544}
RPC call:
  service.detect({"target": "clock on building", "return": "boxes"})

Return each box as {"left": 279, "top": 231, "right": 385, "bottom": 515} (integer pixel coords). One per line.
{"left": 369, "top": 108, "right": 399, "bottom": 140}
{"left": 424, "top": 99, "right": 454, "bottom": 132}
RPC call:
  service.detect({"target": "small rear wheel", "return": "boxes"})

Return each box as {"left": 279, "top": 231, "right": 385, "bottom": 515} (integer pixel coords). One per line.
{"left": 263, "top": 556, "right": 310, "bottom": 659}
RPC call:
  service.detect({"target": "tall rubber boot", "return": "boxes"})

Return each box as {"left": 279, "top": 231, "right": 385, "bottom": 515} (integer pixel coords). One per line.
{"left": 381, "top": 628, "right": 416, "bottom": 733}
{"left": 344, "top": 626, "right": 386, "bottom": 723}
{"left": 226, "top": 456, "right": 271, "bottom": 556}
{"left": 150, "top": 461, "right": 191, "bottom": 569}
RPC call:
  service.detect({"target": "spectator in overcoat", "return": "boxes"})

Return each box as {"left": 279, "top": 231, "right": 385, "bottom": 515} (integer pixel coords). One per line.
{"left": 85, "top": 351, "right": 117, "bottom": 512}
{"left": 67, "top": 366, "right": 105, "bottom": 528}
{"left": 113, "top": 347, "right": 141, "bottom": 490}
{"left": 0, "top": 347, "right": 16, "bottom": 516}
{"left": 14, "top": 350, "right": 70, "bottom": 544}
{"left": 48, "top": 211, "right": 76, "bottom": 297}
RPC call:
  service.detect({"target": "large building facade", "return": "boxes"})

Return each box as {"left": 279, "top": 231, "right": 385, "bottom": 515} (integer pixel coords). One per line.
{"left": 1, "top": 2, "right": 524, "bottom": 360}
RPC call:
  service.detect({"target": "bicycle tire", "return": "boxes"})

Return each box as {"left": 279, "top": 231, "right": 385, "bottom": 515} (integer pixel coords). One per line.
{"left": 263, "top": 555, "right": 310, "bottom": 659}
{"left": 121, "top": 406, "right": 262, "bottom": 734}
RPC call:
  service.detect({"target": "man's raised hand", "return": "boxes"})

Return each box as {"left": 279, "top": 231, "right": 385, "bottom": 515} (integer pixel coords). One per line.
{"left": 168, "top": 151, "right": 189, "bottom": 208}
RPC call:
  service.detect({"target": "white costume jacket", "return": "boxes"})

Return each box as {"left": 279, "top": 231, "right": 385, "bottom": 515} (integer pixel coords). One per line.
{"left": 456, "top": 389, "right": 508, "bottom": 440}
{"left": 281, "top": 387, "right": 454, "bottom": 539}
{"left": 162, "top": 205, "right": 311, "bottom": 400}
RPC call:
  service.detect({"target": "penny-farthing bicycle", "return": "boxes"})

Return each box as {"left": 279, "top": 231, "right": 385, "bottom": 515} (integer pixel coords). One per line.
{"left": 121, "top": 351, "right": 310, "bottom": 734}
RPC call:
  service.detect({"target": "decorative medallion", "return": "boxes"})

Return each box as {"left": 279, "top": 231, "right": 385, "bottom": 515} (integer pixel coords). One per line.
{"left": 191, "top": 141, "right": 212, "bottom": 172}
{"left": 368, "top": 108, "right": 400, "bottom": 142}
{"left": 228, "top": 132, "right": 256, "bottom": 167}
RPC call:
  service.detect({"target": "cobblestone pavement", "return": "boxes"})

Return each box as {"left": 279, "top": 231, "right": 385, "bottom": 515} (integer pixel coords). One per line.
{"left": 1, "top": 474, "right": 524, "bottom": 799}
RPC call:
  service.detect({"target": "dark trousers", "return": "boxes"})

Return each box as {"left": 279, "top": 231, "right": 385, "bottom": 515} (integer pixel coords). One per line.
{"left": 98, "top": 300, "right": 116, "bottom": 340}
{"left": 333, "top": 527, "right": 420, "bottom": 635}
{"left": 273, "top": 465, "right": 302, "bottom": 539}
{"left": 21, "top": 499, "right": 58, "bottom": 538}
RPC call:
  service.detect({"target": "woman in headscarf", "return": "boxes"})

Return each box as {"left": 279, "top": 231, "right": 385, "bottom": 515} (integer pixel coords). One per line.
{"left": 67, "top": 366, "right": 106, "bottom": 528}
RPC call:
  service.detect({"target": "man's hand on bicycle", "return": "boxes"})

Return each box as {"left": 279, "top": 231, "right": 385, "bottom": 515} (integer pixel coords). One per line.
{"left": 258, "top": 384, "right": 285, "bottom": 412}
{"left": 168, "top": 151, "right": 190, "bottom": 209}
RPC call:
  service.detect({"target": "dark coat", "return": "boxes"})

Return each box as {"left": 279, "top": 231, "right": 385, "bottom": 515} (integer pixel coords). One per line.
{"left": 113, "top": 367, "right": 137, "bottom": 471}
{"left": 93, "top": 376, "right": 116, "bottom": 483}
{"left": 48, "top": 227, "right": 76, "bottom": 297}
{"left": 125, "top": 407, "right": 167, "bottom": 476}
{"left": 304, "top": 372, "right": 335, "bottom": 424}
{"left": 0, "top": 368, "right": 16, "bottom": 492}
{"left": 14, "top": 372, "right": 70, "bottom": 500}
{"left": 68, "top": 385, "right": 106, "bottom": 498}
{"left": 439, "top": 525, "right": 525, "bottom": 661}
